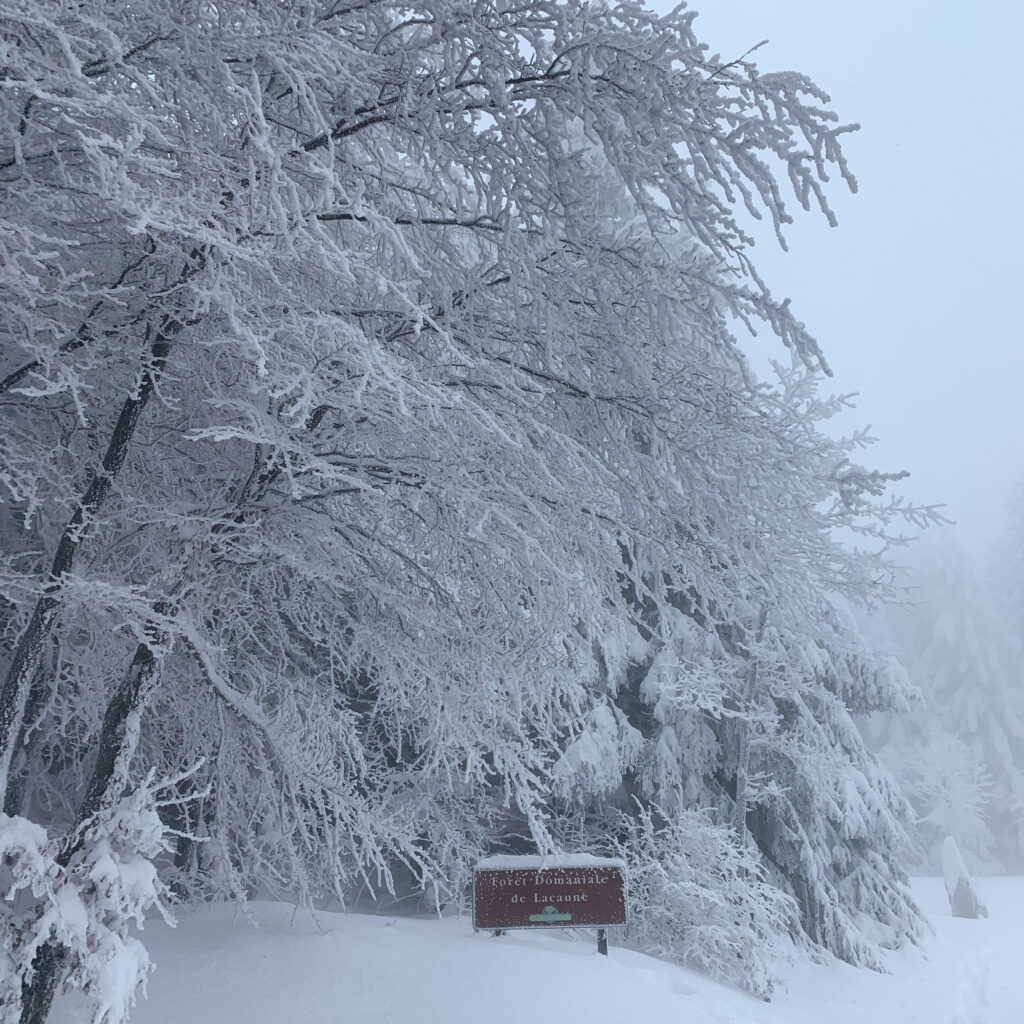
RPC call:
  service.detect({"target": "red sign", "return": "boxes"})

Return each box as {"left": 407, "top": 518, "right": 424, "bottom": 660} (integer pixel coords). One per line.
{"left": 473, "top": 858, "right": 627, "bottom": 931}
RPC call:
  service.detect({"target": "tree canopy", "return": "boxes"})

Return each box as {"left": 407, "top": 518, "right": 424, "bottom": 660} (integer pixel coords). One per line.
{"left": 1, "top": 2, "right": 937, "bottom": 1019}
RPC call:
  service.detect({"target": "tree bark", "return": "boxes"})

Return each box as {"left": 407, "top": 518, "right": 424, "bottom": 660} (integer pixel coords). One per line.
{"left": 4, "top": 309, "right": 182, "bottom": 1023}
{"left": 17, "top": 944, "right": 67, "bottom": 1024}
{"left": 15, "top": 427, "right": 282, "bottom": 1023}
{"left": 0, "top": 242, "right": 206, "bottom": 797}
{"left": 2, "top": 658, "right": 52, "bottom": 816}
{"left": 18, "top": 624, "right": 168, "bottom": 1024}
{"left": 76, "top": 631, "right": 167, "bottom": 828}
{"left": 0, "top": 319, "right": 178, "bottom": 795}
{"left": 731, "top": 607, "right": 768, "bottom": 839}
{"left": 14, "top": 361, "right": 300, "bottom": 1022}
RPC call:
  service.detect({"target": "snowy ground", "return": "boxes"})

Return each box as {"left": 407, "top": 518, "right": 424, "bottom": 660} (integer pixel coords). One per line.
{"left": 53, "top": 878, "right": 1021, "bottom": 1024}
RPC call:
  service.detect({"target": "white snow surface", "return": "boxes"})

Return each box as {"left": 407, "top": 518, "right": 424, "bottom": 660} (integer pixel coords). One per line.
{"left": 51, "top": 878, "right": 1022, "bottom": 1024}
{"left": 474, "top": 854, "right": 627, "bottom": 870}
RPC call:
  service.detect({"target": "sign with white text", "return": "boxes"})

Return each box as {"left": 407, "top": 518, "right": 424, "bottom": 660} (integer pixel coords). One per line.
{"left": 472, "top": 857, "right": 627, "bottom": 931}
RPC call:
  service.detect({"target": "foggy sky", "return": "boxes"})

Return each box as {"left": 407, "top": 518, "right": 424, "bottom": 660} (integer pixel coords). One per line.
{"left": 653, "top": 1, "right": 1024, "bottom": 557}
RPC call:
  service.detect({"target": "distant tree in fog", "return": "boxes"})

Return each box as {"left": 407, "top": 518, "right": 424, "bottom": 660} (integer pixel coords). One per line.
{"left": 865, "top": 537, "right": 1024, "bottom": 873}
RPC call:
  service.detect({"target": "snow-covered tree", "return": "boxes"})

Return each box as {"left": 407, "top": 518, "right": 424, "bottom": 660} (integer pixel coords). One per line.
{"left": 942, "top": 835, "right": 987, "bottom": 919}
{"left": 546, "top": 366, "right": 934, "bottom": 986}
{"left": 864, "top": 535, "right": 1024, "bottom": 873}
{"left": 992, "top": 480, "right": 1024, "bottom": 646}
{"left": 880, "top": 725, "right": 996, "bottom": 870}
{"left": 1, "top": 0, "right": 938, "bottom": 1016}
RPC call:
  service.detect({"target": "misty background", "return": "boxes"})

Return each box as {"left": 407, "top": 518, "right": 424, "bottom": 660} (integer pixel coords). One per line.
{"left": 662, "top": 0, "right": 1024, "bottom": 557}
{"left": 670, "top": 0, "right": 1024, "bottom": 873}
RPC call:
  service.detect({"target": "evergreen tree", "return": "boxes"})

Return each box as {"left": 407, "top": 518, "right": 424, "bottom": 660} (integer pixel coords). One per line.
{"left": 865, "top": 536, "right": 1024, "bottom": 872}
{"left": 551, "top": 367, "right": 934, "bottom": 981}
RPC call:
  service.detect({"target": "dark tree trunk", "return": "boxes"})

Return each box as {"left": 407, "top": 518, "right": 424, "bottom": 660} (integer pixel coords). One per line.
{"left": 3, "top": 657, "right": 53, "bottom": 816}
{"left": 731, "top": 607, "right": 767, "bottom": 839}
{"left": 0, "top": 320, "right": 178, "bottom": 793}
{"left": 18, "top": 944, "right": 68, "bottom": 1024}
{"left": 18, "top": 627, "right": 167, "bottom": 1024}
{"left": 14, "top": 326, "right": 289, "bottom": 1022}
{"left": 77, "top": 636, "right": 165, "bottom": 827}
{"left": 15, "top": 416, "right": 275, "bottom": 1023}
{"left": 5, "top": 272, "right": 200, "bottom": 1023}
{"left": 0, "top": 599, "right": 58, "bottom": 798}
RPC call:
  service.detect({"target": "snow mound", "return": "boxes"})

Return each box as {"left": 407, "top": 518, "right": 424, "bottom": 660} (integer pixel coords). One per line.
{"left": 52, "top": 878, "right": 1023, "bottom": 1024}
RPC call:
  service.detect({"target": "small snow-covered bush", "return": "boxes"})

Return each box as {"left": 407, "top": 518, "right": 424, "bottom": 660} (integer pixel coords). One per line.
{"left": 882, "top": 729, "right": 996, "bottom": 874}
{"left": 614, "top": 806, "right": 798, "bottom": 1000}
{"left": 0, "top": 772, "right": 179, "bottom": 1024}
{"left": 941, "top": 835, "right": 987, "bottom": 920}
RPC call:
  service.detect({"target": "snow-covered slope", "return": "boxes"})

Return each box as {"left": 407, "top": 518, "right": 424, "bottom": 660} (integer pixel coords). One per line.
{"left": 52, "top": 878, "right": 1021, "bottom": 1024}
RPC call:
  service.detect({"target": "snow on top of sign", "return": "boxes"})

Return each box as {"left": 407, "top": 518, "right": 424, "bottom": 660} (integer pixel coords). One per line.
{"left": 474, "top": 854, "right": 626, "bottom": 871}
